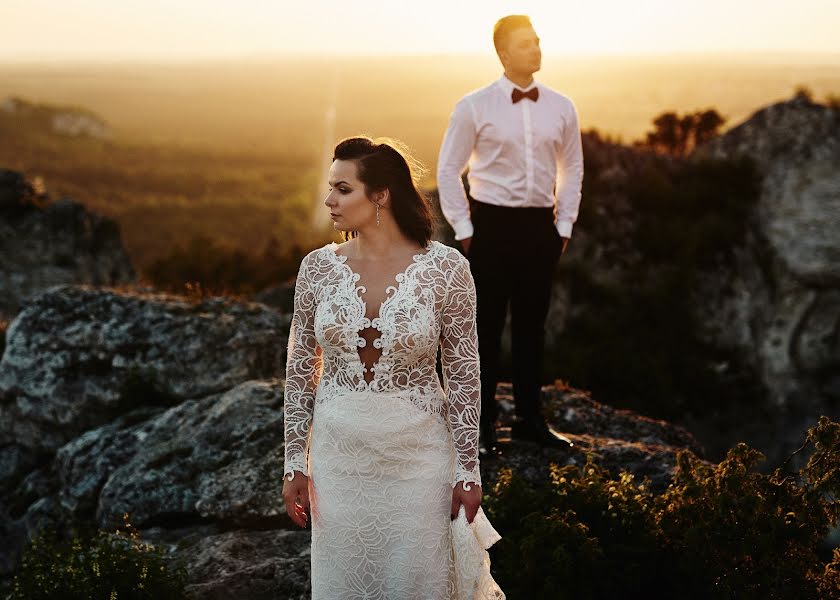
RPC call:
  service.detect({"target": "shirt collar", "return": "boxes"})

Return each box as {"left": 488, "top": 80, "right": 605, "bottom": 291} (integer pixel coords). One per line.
{"left": 496, "top": 73, "right": 539, "bottom": 97}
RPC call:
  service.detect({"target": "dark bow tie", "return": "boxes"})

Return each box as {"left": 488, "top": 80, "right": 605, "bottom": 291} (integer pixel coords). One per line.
{"left": 512, "top": 87, "right": 539, "bottom": 103}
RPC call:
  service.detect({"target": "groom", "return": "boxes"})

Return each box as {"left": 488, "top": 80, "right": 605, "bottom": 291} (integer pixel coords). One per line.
{"left": 437, "top": 14, "right": 584, "bottom": 456}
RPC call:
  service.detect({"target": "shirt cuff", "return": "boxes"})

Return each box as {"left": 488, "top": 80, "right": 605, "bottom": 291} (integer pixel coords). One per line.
{"left": 452, "top": 219, "right": 474, "bottom": 241}
{"left": 556, "top": 221, "right": 573, "bottom": 239}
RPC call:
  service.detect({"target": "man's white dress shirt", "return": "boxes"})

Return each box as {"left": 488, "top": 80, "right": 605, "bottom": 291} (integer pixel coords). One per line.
{"left": 437, "top": 74, "right": 584, "bottom": 241}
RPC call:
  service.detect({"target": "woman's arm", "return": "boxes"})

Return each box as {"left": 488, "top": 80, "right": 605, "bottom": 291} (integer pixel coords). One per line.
{"left": 440, "top": 254, "right": 482, "bottom": 495}
{"left": 283, "top": 252, "right": 322, "bottom": 482}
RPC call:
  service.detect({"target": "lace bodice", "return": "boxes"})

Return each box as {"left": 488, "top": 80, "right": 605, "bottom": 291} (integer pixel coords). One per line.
{"left": 283, "top": 240, "right": 482, "bottom": 489}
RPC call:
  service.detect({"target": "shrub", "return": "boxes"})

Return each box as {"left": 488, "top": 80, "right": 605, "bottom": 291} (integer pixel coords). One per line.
{"left": 484, "top": 416, "right": 840, "bottom": 599}
{"left": 10, "top": 513, "right": 188, "bottom": 599}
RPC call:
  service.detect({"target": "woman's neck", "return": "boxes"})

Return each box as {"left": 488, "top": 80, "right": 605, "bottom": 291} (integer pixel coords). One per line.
{"left": 349, "top": 222, "right": 421, "bottom": 261}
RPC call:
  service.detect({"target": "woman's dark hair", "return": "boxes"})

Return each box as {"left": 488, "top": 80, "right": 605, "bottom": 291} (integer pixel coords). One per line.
{"left": 332, "top": 136, "right": 435, "bottom": 247}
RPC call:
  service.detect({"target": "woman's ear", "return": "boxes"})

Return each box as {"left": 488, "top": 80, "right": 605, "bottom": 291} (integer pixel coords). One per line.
{"left": 372, "top": 188, "right": 390, "bottom": 208}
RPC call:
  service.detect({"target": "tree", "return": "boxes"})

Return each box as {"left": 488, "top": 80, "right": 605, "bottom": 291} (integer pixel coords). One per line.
{"left": 641, "top": 108, "right": 726, "bottom": 157}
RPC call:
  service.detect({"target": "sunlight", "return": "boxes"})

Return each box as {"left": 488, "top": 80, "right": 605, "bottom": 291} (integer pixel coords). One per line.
{"left": 3, "top": 0, "right": 839, "bottom": 60}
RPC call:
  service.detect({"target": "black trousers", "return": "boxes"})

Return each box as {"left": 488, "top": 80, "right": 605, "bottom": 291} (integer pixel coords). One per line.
{"left": 466, "top": 199, "right": 563, "bottom": 428}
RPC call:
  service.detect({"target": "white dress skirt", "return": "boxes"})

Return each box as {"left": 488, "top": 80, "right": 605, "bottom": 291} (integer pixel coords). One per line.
{"left": 309, "top": 388, "right": 456, "bottom": 599}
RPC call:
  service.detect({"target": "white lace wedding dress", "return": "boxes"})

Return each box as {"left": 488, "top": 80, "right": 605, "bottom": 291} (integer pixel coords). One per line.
{"left": 283, "top": 240, "right": 504, "bottom": 599}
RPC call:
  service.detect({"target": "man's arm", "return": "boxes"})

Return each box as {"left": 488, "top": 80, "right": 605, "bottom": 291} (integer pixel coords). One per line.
{"left": 555, "top": 98, "right": 584, "bottom": 242}
{"left": 437, "top": 98, "right": 477, "bottom": 243}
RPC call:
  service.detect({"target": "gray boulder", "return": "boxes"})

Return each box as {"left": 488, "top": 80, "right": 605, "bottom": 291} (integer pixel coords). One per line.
{"left": 175, "top": 528, "right": 311, "bottom": 600}
{"left": 0, "top": 285, "right": 288, "bottom": 455}
{"left": 690, "top": 95, "right": 840, "bottom": 460}
{"left": 71, "top": 379, "right": 286, "bottom": 530}
{"left": 0, "top": 169, "right": 135, "bottom": 320}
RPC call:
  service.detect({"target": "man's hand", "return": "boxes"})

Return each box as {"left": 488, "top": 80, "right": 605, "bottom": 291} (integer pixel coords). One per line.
{"left": 451, "top": 481, "right": 482, "bottom": 524}
{"left": 460, "top": 236, "right": 472, "bottom": 255}
{"left": 282, "top": 471, "right": 310, "bottom": 528}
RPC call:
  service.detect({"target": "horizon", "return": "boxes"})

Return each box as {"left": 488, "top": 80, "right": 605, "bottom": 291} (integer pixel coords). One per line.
{"left": 2, "top": 53, "right": 838, "bottom": 153}
{"left": 3, "top": 50, "right": 840, "bottom": 66}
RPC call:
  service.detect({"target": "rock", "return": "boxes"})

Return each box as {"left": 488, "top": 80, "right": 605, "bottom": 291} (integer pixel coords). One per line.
{"left": 89, "top": 379, "right": 286, "bottom": 530}
{"left": 0, "top": 170, "right": 39, "bottom": 218}
{"left": 170, "top": 528, "right": 311, "bottom": 600}
{"left": 0, "top": 444, "right": 58, "bottom": 577}
{"left": 533, "top": 96, "right": 840, "bottom": 468}
{"left": 0, "top": 286, "right": 288, "bottom": 455}
{"left": 688, "top": 96, "right": 840, "bottom": 462}
{"left": 488, "top": 383, "right": 706, "bottom": 493}
{"left": 697, "top": 94, "right": 840, "bottom": 285}
{"left": 55, "top": 406, "right": 164, "bottom": 520}
{"left": 250, "top": 281, "right": 296, "bottom": 314}
{"left": 1, "top": 379, "right": 288, "bottom": 579}
{"left": 0, "top": 444, "right": 39, "bottom": 493}
{"left": 0, "top": 169, "right": 135, "bottom": 319}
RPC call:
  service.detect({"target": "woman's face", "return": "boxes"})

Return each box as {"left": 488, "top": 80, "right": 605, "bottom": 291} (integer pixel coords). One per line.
{"left": 325, "top": 159, "right": 377, "bottom": 232}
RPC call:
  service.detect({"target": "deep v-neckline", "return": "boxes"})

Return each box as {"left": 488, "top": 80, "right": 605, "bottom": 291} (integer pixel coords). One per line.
{"left": 328, "top": 241, "right": 434, "bottom": 325}
{"left": 326, "top": 241, "right": 435, "bottom": 388}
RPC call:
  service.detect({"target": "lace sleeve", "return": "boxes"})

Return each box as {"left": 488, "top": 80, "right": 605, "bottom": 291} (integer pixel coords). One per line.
{"left": 440, "top": 253, "right": 482, "bottom": 490}
{"left": 283, "top": 252, "right": 323, "bottom": 482}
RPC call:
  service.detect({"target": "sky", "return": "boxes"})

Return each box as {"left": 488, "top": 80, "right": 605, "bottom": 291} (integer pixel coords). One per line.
{"left": 3, "top": 0, "right": 840, "bottom": 61}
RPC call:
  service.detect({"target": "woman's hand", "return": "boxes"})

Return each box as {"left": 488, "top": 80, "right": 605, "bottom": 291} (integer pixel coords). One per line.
{"left": 451, "top": 481, "right": 482, "bottom": 524}
{"left": 282, "top": 471, "right": 310, "bottom": 528}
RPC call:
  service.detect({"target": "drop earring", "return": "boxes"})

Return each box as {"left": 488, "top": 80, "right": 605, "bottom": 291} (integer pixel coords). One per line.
{"left": 376, "top": 202, "right": 381, "bottom": 226}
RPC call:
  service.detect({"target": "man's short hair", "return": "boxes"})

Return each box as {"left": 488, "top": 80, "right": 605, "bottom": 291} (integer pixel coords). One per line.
{"left": 493, "top": 15, "right": 533, "bottom": 55}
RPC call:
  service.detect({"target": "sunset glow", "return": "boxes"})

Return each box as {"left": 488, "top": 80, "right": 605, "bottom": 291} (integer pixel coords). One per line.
{"left": 3, "top": 0, "right": 840, "bottom": 61}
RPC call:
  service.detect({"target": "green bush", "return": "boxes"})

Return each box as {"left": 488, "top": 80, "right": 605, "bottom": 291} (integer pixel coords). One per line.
{"left": 484, "top": 416, "right": 840, "bottom": 599}
{"left": 10, "top": 513, "right": 188, "bottom": 599}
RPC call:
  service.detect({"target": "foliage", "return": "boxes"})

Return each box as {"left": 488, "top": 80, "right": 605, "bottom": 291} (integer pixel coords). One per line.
{"left": 0, "top": 108, "right": 317, "bottom": 276}
{"left": 484, "top": 416, "right": 840, "bottom": 600}
{"left": 637, "top": 108, "right": 726, "bottom": 156}
{"left": 10, "top": 513, "right": 188, "bottom": 599}
{"left": 144, "top": 233, "right": 308, "bottom": 296}
{"left": 794, "top": 85, "right": 815, "bottom": 102}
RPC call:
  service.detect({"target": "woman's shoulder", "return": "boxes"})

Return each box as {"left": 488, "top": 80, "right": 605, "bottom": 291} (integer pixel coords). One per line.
{"left": 300, "top": 242, "right": 340, "bottom": 264}
{"left": 295, "top": 243, "right": 341, "bottom": 282}
{"left": 428, "top": 240, "right": 468, "bottom": 267}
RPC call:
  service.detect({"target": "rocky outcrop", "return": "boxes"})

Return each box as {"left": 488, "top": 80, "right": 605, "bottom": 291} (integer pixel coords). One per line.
{"left": 56, "top": 379, "right": 286, "bottom": 530}
{"left": 0, "top": 169, "right": 135, "bottom": 320}
{"left": 0, "top": 286, "right": 289, "bottom": 456}
{"left": 688, "top": 95, "right": 840, "bottom": 457}
{"left": 118, "top": 523, "right": 313, "bottom": 600}
{"left": 492, "top": 382, "right": 704, "bottom": 494}
{"left": 518, "top": 95, "right": 840, "bottom": 467}
{"left": 0, "top": 285, "right": 291, "bottom": 591}
{"left": 0, "top": 279, "right": 701, "bottom": 597}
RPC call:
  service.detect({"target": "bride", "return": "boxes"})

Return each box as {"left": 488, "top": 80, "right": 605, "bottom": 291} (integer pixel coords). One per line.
{"left": 281, "top": 136, "right": 503, "bottom": 599}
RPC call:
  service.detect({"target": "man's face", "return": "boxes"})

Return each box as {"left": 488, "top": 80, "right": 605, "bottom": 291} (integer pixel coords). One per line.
{"left": 500, "top": 26, "right": 542, "bottom": 75}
